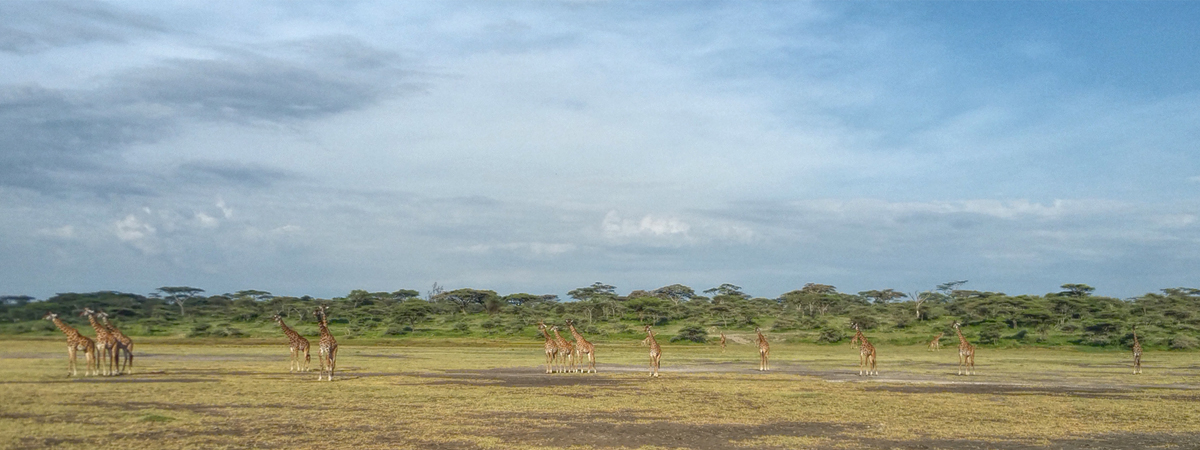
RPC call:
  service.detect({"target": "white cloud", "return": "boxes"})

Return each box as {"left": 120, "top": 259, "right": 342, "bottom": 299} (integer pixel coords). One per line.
{"left": 36, "top": 225, "right": 75, "bottom": 239}
{"left": 602, "top": 211, "right": 690, "bottom": 239}
{"left": 195, "top": 212, "right": 219, "bottom": 228}
{"left": 217, "top": 198, "right": 233, "bottom": 218}
{"left": 115, "top": 214, "right": 159, "bottom": 254}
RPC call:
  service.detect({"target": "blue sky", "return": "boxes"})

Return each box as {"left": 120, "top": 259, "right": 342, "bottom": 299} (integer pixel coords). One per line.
{"left": 2, "top": 1, "right": 1198, "bottom": 300}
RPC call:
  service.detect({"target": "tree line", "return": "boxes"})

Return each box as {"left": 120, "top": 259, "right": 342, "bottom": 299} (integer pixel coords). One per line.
{"left": 3, "top": 282, "right": 1198, "bottom": 350}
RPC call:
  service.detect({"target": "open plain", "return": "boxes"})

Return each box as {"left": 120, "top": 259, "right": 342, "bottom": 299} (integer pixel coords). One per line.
{"left": 3, "top": 339, "right": 1199, "bottom": 449}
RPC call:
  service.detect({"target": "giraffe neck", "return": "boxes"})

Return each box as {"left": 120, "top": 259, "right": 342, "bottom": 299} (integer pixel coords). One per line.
{"left": 86, "top": 314, "right": 108, "bottom": 337}
{"left": 51, "top": 317, "right": 79, "bottom": 338}
{"left": 1133, "top": 331, "right": 1140, "bottom": 347}
{"left": 278, "top": 320, "right": 296, "bottom": 336}
{"left": 955, "top": 327, "right": 968, "bottom": 345}
{"left": 569, "top": 325, "right": 585, "bottom": 342}
{"left": 540, "top": 328, "right": 553, "bottom": 342}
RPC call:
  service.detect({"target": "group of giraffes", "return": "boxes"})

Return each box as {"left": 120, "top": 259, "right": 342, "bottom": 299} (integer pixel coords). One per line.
{"left": 47, "top": 307, "right": 1146, "bottom": 380}
{"left": 852, "top": 322, "right": 978, "bottom": 377}
{"left": 43, "top": 309, "right": 134, "bottom": 377}
{"left": 537, "top": 319, "right": 598, "bottom": 374}
{"left": 271, "top": 305, "right": 339, "bottom": 381}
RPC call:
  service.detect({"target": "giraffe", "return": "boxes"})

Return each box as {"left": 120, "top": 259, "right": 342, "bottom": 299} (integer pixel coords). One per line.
{"left": 314, "top": 306, "right": 338, "bottom": 381}
{"left": 273, "top": 313, "right": 311, "bottom": 373}
{"left": 1131, "top": 325, "right": 1143, "bottom": 375}
{"left": 537, "top": 321, "right": 559, "bottom": 373}
{"left": 81, "top": 308, "right": 123, "bottom": 376}
{"left": 97, "top": 311, "right": 134, "bottom": 374}
{"left": 44, "top": 312, "right": 97, "bottom": 377}
{"left": 551, "top": 326, "right": 575, "bottom": 374}
{"left": 851, "top": 323, "right": 877, "bottom": 376}
{"left": 644, "top": 325, "right": 662, "bottom": 377}
{"left": 952, "top": 322, "right": 976, "bottom": 376}
{"left": 566, "top": 319, "right": 596, "bottom": 373}
{"left": 754, "top": 327, "right": 770, "bottom": 371}
{"left": 719, "top": 331, "right": 726, "bottom": 352}
{"left": 849, "top": 329, "right": 861, "bottom": 349}
{"left": 928, "top": 332, "right": 944, "bottom": 351}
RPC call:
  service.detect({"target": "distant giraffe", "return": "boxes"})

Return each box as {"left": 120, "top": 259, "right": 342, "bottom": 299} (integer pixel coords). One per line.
{"left": 754, "top": 327, "right": 770, "bottom": 371}
{"left": 719, "top": 331, "right": 726, "bottom": 352}
{"left": 928, "top": 332, "right": 944, "bottom": 351}
{"left": 81, "top": 308, "right": 123, "bottom": 376}
{"left": 314, "top": 306, "right": 338, "bottom": 381}
{"left": 97, "top": 311, "right": 134, "bottom": 374}
{"left": 273, "top": 313, "right": 311, "bottom": 373}
{"left": 537, "top": 322, "right": 559, "bottom": 373}
{"left": 44, "top": 312, "right": 97, "bottom": 377}
{"left": 952, "top": 322, "right": 976, "bottom": 376}
{"left": 551, "top": 326, "right": 575, "bottom": 374}
{"left": 566, "top": 319, "right": 596, "bottom": 373}
{"left": 852, "top": 323, "right": 877, "bottom": 376}
{"left": 644, "top": 325, "right": 662, "bottom": 377}
{"left": 1131, "top": 325, "right": 1143, "bottom": 375}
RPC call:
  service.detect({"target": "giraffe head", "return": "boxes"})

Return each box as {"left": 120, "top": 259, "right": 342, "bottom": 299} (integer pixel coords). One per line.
{"left": 272, "top": 313, "right": 284, "bottom": 324}
{"left": 644, "top": 324, "right": 653, "bottom": 335}
{"left": 96, "top": 311, "right": 109, "bottom": 322}
{"left": 851, "top": 322, "right": 859, "bottom": 331}
{"left": 537, "top": 321, "right": 546, "bottom": 331}
{"left": 952, "top": 322, "right": 961, "bottom": 330}
{"left": 755, "top": 326, "right": 762, "bottom": 333}
{"left": 80, "top": 307, "right": 96, "bottom": 317}
{"left": 43, "top": 311, "right": 57, "bottom": 320}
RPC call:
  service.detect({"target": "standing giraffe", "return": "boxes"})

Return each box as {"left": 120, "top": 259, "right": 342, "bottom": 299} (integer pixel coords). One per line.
{"left": 273, "top": 313, "right": 311, "bottom": 373}
{"left": 551, "top": 326, "right": 575, "bottom": 374}
{"left": 81, "top": 308, "right": 123, "bottom": 376}
{"left": 952, "top": 322, "right": 976, "bottom": 376}
{"left": 719, "top": 331, "right": 726, "bottom": 352}
{"left": 97, "top": 311, "right": 134, "bottom": 374}
{"left": 928, "top": 332, "right": 944, "bottom": 351}
{"left": 643, "top": 325, "right": 662, "bottom": 377}
{"left": 314, "top": 306, "right": 338, "bottom": 381}
{"left": 851, "top": 323, "right": 877, "bottom": 376}
{"left": 754, "top": 327, "right": 770, "bottom": 371}
{"left": 566, "top": 319, "right": 596, "bottom": 373}
{"left": 537, "top": 321, "right": 559, "bottom": 373}
{"left": 1131, "top": 325, "right": 1143, "bottom": 375}
{"left": 44, "top": 312, "right": 97, "bottom": 377}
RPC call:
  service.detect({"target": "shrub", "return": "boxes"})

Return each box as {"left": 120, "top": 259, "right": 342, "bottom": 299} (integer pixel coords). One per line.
{"left": 452, "top": 322, "right": 471, "bottom": 333}
{"left": 816, "top": 327, "right": 847, "bottom": 344}
{"left": 1169, "top": 334, "right": 1198, "bottom": 350}
{"left": 384, "top": 325, "right": 412, "bottom": 336}
{"left": 978, "top": 323, "right": 1004, "bottom": 344}
{"left": 771, "top": 316, "right": 800, "bottom": 331}
{"left": 670, "top": 324, "right": 708, "bottom": 343}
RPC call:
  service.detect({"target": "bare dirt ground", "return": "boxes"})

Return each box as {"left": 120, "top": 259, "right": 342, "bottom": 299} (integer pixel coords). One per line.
{"left": 5, "top": 342, "right": 1200, "bottom": 449}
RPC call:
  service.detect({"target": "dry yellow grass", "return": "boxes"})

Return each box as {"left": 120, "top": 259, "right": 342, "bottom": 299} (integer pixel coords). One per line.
{"left": 2, "top": 338, "right": 1198, "bottom": 449}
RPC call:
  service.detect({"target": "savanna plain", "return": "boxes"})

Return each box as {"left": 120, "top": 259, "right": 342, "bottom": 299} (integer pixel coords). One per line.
{"left": 3, "top": 337, "right": 1199, "bottom": 450}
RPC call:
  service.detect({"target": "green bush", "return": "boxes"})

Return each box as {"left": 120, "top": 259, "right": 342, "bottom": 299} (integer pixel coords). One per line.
{"left": 452, "top": 322, "right": 471, "bottom": 333}
{"left": 384, "top": 325, "right": 412, "bottom": 336}
{"left": 670, "top": 324, "right": 708, "bottom": 343}
{"left": 816, "top": 327, "right": 847, "bottom": 344}
{"left": 1169, "top": 334, "right": 1198, "bottom": 350}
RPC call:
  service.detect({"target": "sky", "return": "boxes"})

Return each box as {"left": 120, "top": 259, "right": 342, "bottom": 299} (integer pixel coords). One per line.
{"left": 2, "top": 1, "right": 1198, "bottom": 301}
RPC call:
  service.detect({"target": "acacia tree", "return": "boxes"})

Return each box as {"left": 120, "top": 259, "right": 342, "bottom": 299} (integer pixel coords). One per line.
{"left": 156, "top": 286, "right": 204, "bottom": 317}
{"left": 859, "top": 289, "right": 906, "bottom": 304}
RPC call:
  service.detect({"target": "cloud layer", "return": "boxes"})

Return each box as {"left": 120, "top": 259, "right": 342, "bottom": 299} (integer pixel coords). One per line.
{"left": 2, "top": 1, "right": 1198, "bottom": 300}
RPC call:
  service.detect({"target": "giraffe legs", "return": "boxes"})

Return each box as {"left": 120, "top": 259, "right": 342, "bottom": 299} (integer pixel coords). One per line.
{"left": 1134, "top": 355, "right": 1141, "bottom": 374}
{"left": 303, "top": 347, "right": 311, "bottom": 372}
{"left": 586, "top": 351, "right": 596, "bottom": 373}
{"left": 67, "top": 345, "right": 78, "bottom": 377}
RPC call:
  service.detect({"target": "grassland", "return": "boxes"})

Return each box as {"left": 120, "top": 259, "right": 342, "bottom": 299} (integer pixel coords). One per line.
{"left": 2, "top": 336, "right": 1199, "bottom": 449}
